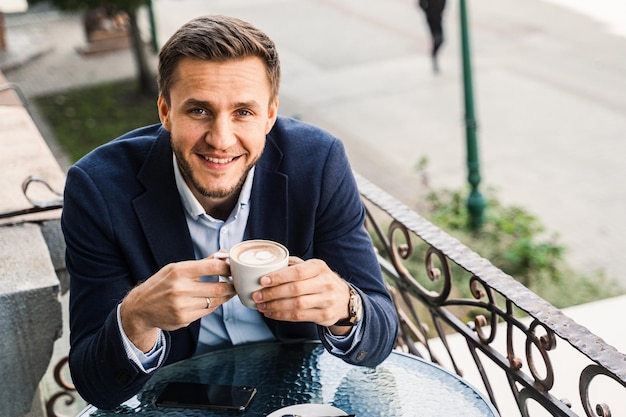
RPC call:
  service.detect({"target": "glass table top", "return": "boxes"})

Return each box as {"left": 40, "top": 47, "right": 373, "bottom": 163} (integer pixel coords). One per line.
{"left": 80, "top": 342, "right": 498, "bottom": 417}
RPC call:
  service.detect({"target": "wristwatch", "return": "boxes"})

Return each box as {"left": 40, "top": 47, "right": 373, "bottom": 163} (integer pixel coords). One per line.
{"left": 334, "top": 282, "right": 363, "bottom": 327}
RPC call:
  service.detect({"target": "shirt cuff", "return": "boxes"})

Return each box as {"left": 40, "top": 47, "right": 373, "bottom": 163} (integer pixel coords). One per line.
{"left": 116, "top": 304, "right": 166, "bottom": 373}
{"left": 323, "top": 319, "right": 364, "bottom": 355}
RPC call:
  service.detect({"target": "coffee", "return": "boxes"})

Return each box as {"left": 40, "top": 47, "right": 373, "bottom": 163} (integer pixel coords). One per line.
{"left": 233, "top": 242, "right": 287, "bottom": 266}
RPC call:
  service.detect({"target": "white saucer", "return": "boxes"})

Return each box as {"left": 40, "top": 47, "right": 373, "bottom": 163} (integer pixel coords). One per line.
{"left": 266, "top": 403, "right": 348, "bottom": 417}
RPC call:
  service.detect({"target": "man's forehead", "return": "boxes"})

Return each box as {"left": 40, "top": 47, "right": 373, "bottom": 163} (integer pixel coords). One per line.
{"left": 169, "top": 57, "right": 273, "bottom": 104}
{"left": 172, "top": 56, "right": 270, "bottom": 83}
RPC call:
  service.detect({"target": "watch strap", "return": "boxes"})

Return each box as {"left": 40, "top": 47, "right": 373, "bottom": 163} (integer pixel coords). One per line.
{"left": 333, "top": 282, "right": 363, "bottom": 327}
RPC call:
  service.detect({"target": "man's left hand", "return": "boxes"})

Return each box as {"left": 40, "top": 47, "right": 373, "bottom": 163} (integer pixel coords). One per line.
{"left": 252, "top": 257, "right": 353, "bottom": 333}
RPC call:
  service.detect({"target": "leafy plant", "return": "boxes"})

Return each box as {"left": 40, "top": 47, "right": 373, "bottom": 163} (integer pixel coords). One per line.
{"left": 413, "top": 159, "right": 622, "bottom": 308}
{"left": 424, "top": 187, "right": 565, "bottom": 288}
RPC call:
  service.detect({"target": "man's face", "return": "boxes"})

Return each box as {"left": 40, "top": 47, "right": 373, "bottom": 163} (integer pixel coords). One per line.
{"left": 158, "top": 56, "right": 278, "bottom": 208}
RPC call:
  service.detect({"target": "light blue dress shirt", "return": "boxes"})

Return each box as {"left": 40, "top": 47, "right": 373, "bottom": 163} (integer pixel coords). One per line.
{"left": 173, "top": 161, "right": 277, "bottom": 355}
{"left": 118, "top": 154, "right": 361, "bottom": 372}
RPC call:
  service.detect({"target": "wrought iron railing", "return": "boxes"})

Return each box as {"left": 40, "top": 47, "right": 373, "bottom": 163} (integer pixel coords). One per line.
{"left": 46, "top": 357, "right": 79, "bottom": 417}
{"left": 0, "top": 175, "right": 63, "bottom": 220}
{"left": 355, "top": 172, "right": 626, "bottom": 417}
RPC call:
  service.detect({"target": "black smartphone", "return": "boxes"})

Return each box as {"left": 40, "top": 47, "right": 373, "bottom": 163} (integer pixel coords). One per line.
{"left": 155, "top": 382, "right": 257, "bottom": 412}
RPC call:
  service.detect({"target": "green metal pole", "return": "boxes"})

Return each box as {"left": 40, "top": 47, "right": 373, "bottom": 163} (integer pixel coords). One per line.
{"left": 147, "top": 0, "right": 158, "bottom": 54}
{"left": 459, "top": 0, "right": 485, "bottom": 229}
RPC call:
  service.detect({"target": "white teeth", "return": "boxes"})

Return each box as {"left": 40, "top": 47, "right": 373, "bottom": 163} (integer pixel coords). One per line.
{"left": 204, "top": 156, "right": 234, "bottom": 164}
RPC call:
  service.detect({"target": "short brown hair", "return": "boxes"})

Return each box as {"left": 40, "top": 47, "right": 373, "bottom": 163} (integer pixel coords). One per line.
{"left": 158, "top": 15, "right": 280, "bottom": 104}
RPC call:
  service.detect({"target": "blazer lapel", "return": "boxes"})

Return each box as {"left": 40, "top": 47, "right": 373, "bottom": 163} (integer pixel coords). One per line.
{"left": 132, "top": 129, "right": 200, "bottom": 349}
{"left": 246, "top": 138, "right": 289, "bottom": 246}
{"left": 132, "top": 129, "right": 195, "bottom": 268}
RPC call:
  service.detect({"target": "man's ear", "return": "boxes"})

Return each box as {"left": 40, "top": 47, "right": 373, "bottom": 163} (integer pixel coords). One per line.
{"left": 265, "top": 96, "right": 279, "bottom": 134}
{"left": 157, "top": 95, "right": 171, "bottom": 131}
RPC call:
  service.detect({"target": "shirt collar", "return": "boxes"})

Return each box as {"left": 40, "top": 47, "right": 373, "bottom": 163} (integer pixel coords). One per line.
{"left": 173, "top": 153, "right": 255, "bottom": 221}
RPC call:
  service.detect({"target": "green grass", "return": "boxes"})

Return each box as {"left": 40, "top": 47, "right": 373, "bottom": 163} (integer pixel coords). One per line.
{"left": 416, "top": 185, "right": 623, "bottom": 308}
{"left": 34, "top": 79, "right": 160, "bottom": 162}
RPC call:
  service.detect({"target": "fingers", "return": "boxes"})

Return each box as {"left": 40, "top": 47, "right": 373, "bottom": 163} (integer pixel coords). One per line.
{"left": 172, "top": 257, "right": 236, "bottom": 317}
{"left": 124, "top": 258, "right": 234, "bottom": 327}
{"left": 257, "top": 290, "right": 347, "bottom": 327}
{"left": 210, "top": 250, "right": 230, "bottom": 260}
{"left": 253, "top": 259, "right": 350, "bottom": 326}
{"left": 195, "top": 282, "right": 236, "bottom": 312}
{"left": 177, "top": 256, "right": 231, "bottom": 279}
{"left": 288, "top": 255, "right": 304, "bottom": 266}
{"left": 258, "top": 258, "right": 322, "bottom": 288}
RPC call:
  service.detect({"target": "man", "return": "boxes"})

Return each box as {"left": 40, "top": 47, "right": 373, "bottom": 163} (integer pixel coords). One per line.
{"left": 62, "top": 15, "right": 398, "bottom": 410}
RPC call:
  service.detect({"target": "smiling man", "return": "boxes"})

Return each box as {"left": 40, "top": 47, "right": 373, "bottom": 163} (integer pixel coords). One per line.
{"left": 62, "top": 15, "right": 398, "bottom": 410}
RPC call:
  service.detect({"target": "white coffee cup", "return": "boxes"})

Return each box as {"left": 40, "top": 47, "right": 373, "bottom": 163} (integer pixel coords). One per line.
{"left": 216, "top": 240, "right": 289, "bottom": 309}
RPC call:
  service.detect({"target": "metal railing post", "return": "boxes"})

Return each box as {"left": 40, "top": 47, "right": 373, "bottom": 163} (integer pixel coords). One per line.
{"left": 147, "top": 0, "right": 158, "bottom": 53}
{"left": 459, "top": 0, "right": 485, "bottom": 229}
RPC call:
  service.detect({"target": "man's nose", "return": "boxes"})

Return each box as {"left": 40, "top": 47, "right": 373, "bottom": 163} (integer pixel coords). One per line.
{"left": 206, "top": 116, "right": 237, "bottom": 150}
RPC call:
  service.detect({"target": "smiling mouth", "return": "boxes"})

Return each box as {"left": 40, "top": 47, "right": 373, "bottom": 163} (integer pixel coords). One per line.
{"left": 203, "top": 155, "right": 238, "bottom": 164}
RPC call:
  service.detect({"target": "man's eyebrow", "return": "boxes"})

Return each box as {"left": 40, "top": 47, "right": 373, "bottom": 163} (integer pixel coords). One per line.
{"left": 233, "top": 100, "right": 263, "bottom": 110}
{"left": 182, "top": 98, "right": 262, "bottom": 110}
{"left": 183, "top": 98, "right": 213, "bottom": 108}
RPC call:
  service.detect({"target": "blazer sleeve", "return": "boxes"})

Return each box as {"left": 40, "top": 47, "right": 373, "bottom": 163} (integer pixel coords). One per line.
{"left": 311, "top": 139, "right": 398, "bottom": 367}
{"left": 62, "top": 165, "right": 160, "bottom": 409}
{"left": 62, "top": 127, "right": 202, "bottom": 409}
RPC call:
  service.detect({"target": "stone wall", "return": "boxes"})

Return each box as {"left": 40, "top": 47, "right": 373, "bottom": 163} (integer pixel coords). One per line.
{"left": 0, "top": 72, "right": 65, "bottom": 417}
{"left": 0, "top": 223, "right": 63, "bottom": 417}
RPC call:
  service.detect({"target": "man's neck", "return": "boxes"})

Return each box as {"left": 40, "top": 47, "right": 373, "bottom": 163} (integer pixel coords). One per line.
{"left": 198, "top": 192, "right": 240, "bottom": 221}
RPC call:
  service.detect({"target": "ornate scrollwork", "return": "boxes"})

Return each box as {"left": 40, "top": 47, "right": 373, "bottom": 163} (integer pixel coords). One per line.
{"left": 387, "top": 219, "right": 414, "bottom": 280}
{"left": 580, "top": 364, "right": 626, "bottom": 417}
{"left": 422, "top": 247, "right": 452, "bottom": 304}
{"left": 526, "top": 319, "right": 556, "bottom": 390}
{"left": 468, "top": 276, "right": 498, "bottom": 344}
{"left": 46, "top": 356, "right": 77, "bottom": 417}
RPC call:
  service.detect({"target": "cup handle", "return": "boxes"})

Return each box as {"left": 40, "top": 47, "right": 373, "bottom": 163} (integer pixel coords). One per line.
{"left": 213, "top": 252, "right": 233, "bottom": 283}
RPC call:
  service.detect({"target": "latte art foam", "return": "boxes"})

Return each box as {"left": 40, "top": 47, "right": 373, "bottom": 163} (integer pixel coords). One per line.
{"left": 235, "top": 244, "right": 287, "bottom": 266}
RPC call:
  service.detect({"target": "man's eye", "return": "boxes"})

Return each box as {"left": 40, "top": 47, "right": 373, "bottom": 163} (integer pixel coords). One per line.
{"left": 237, "top": 109, "right": 252, "bottom": 117}
{"left": 190, "top": 108, "right": 207, "bottom": 115}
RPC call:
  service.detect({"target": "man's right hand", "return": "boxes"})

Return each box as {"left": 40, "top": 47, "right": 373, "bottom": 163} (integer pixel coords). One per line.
{"left": 119, "top": 257, "right": 235, "bottom": 352}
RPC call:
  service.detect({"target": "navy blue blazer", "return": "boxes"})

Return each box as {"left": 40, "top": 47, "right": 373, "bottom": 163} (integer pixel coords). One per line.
{"left": 62, "top": 116, "right": 398, "bottom": 409}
